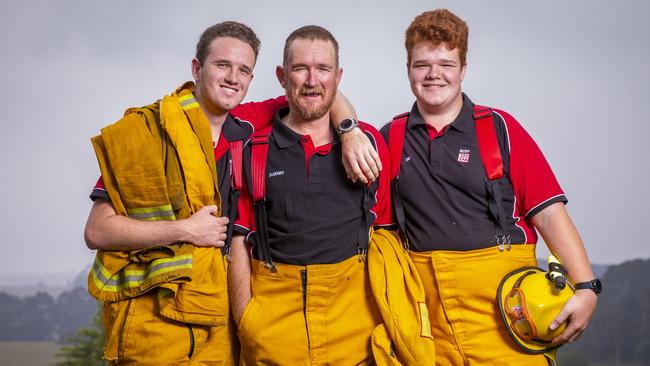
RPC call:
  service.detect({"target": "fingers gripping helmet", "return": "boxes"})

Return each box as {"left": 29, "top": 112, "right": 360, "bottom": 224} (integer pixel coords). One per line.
{"left": 497, "top": 265, "right": 574, "bottom": 354}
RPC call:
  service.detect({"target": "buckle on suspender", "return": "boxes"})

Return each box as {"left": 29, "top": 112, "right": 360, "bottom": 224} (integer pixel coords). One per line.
{"left": 224, "top": 247, "right": 231, "bottom": 262}
{"left": 399, "top": 231, "right": 410, "bottom": 252}
{"left": 357, "top": 246, "right": 368, "bottom": 263}
{"left": 264, "top": 260, "right": 277, "bottom": 273}
{"left": 497, "top": 235, "right": 511, "bottom": 251}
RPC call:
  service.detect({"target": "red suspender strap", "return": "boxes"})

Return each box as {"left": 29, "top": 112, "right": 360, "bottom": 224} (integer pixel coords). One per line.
{"left": 388, "top": 114, "right": 408, "bottom": 180}
{"left": 473, "top": 104, "right": 511, "bottom": 249}
{"left": 250, "top": 132, "right": 270, "bottom": 202}
{"left": 473, "top": 105, "right": 503, "bottom": 180}
{"left": 229, "top": 140, "right": 244, "bottom": 192}
{"left": 249, "top": 129, "right": 276, "bottom": 271}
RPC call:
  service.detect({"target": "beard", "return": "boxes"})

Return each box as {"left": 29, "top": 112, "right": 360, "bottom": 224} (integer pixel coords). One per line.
{"left": 286, "top": 86, "right": 336, "bottom": 121}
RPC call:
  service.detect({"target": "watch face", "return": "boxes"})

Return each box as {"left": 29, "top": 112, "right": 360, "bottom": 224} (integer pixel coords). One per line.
{"left": 340, "top": 119, "right": 354, "bottom": 130}
{"left": 593, "top": 279, "right": 602, "bottom": 293}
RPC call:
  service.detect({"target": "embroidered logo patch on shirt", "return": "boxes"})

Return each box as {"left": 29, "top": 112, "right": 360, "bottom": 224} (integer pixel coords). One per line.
{"left": 457, "top": 149, "right": 470, "bottom": 163}
{"left": 269, "top": 170, "right": 285, "bottom": 178}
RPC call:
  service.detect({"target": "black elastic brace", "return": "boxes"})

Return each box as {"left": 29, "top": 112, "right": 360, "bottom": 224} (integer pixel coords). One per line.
{"left": 486, "top": 179, "right": 508, "bottom": 239}
{"left": 253, "top": 200, "right": 273, "bottom": 265}
{"left": 357, "top": 185, "right": 375, "bottom": 251}
{"left": 391, "top": 179, "right": 409, "bottom": 244}
{"left": 223, "top": 189, "right": 241, "bottom": 254}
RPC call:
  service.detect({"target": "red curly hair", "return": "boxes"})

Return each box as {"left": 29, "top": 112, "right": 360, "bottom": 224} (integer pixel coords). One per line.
{"left": 405, "top": 9, "right": 468, "bottom": 66}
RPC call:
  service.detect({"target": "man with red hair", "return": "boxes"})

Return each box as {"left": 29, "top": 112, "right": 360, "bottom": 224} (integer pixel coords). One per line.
{"left": 380, "top": 9, "right": 599, "bottom": 365}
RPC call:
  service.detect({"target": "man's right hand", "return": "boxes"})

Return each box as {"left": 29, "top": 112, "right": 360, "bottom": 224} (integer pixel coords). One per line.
{"left": 181, "top": 205, "right": 229, "bottom": 247}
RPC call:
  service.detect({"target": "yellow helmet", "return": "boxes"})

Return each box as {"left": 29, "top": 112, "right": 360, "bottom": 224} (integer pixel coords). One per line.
{"left": 497, "top": 265, "right": 574, "bottom": 354}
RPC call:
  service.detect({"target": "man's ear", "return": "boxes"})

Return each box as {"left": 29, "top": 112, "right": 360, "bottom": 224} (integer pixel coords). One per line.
{"left": 335, "top": 67, "right": 343, "bottom": 88}
{"left": 460, "top": 63, "right": 467, "bottom": 82}
{"left": 191, "top": 58, "right": 201, "bottom": 82}
{"left": 275, "top": 65, "right": 286, "bottom": 89}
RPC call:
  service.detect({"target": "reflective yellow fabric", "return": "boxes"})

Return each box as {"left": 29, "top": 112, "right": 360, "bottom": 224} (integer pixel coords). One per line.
{"left": 238, "top": 256, "right": 381, "bottom": 365}
{"left": 104, "top": 292, "right": 236, "bottom": 365}
{"left": 367, "top": 229, "right": 435, "bottom": 366}
{"left": 157, "top": 250, "right": 230, "bottom": 326}
{"left": 89, "top": 254, "right": 192, "bottom": 294}
{"left": 88, "top": 89, "right": 199, "bottom": 302}
{"left": 90, "top": 82, "right": 233, "bottom": 364}
{"left": 160, "top": 88, "right": 219, "bottom": 214}
{"left": 410, "top": 245, "right": 549, "bottom": 366}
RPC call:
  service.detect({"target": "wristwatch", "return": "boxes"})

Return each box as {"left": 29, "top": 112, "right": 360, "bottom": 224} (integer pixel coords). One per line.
{"left": 337, "top": 118, "right": 358, "bottom": 135}
{"left": 574, "top": 279, "right": 602, "bottom": 295}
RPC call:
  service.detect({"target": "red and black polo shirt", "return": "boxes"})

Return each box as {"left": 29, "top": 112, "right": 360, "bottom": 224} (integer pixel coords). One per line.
{"left": 90, "top": 96, "right": 287, "bottom": 220}
{"left": 379, "top": 94, "right": 566, "bottom": 252}
{"left": 235, "top": 107, "right": 393, "bottom": 266}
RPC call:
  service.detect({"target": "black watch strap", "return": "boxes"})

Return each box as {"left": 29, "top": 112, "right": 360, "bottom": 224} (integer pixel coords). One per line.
{"left": 574, "top": 279, "right": 602, "bottom": 295}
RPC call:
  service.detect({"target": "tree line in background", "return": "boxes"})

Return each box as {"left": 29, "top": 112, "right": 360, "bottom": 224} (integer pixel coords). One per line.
{"left": 0, "top": 287, "right": 96, "bottom": 342}
{"left": 564, "top": 258, "right": 650, "bottom": 365}
{"left": 2, "top": 259, "right": 648, "bottom": 365}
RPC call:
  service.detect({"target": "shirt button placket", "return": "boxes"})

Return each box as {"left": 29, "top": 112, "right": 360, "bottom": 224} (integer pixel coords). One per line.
{"left": 309, "top": 155, "right": 321, "bottom": 184}
{"left": 429, "top": 138, "right": 444, "bottom": 171}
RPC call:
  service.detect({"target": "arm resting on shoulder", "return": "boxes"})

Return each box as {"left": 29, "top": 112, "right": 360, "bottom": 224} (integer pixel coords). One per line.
{"left": 330, "top": 91, "right": 382, "bottom": 183}
{"left": 84, "top": 198, "right": 228, "bottom": 251}
{"left": 531, "top": 202, "right": 598, "bottom": 344}
{"left": 228, "top": 234, "right": 252, "bottom": 325}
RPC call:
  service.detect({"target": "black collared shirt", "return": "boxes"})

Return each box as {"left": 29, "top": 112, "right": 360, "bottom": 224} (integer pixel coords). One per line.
{"left": 213, "top": 114, "right": 253, "bottom": 217}
{"left": 236, "top": 107, "right": 393, "bottom": 265}
{"left": 380, "top": 94, "right": 566, "bottom": 251}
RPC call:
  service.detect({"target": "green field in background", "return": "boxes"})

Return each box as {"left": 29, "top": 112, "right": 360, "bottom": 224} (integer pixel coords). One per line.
{"left": 0, "top": 342, "right": 60, "bottom": 366}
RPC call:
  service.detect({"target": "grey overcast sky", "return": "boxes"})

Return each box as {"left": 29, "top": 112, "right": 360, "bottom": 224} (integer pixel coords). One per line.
{"left": 1, "top": 0, "right": 648, "bottom": 281}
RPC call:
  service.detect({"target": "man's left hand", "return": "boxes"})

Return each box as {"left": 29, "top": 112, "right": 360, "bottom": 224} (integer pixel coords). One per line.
{"left": 550, "top": 289, "right": 598, "bottom": 344}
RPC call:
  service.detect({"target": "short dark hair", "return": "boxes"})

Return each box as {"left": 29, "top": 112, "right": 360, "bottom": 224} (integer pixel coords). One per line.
{"left": 196, "top": 21, "right": 261, "bottom": 65}
{"left": 405, "top": 9, "right": 468, "bottom": 66}
{"left": 283, "top": 25, "right": 339, "bottom": 68}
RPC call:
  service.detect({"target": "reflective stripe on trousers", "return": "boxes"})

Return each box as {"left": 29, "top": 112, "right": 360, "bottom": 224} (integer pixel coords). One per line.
{"left": 238, "top": 255, "right": 381, "bottom": 366}
{"left": 410, "top": 244, "right": 549, "bottom": 366}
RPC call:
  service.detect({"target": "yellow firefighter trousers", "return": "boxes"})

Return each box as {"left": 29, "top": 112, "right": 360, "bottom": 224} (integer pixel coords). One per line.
{"left": 105, "top": 292, "right": 236, "bottom": 365}
{"left": 410, "top": 245, "right": 549, "bottom": 366}
{"left": 237, "top": 255, "right": 382, "bottom": 366}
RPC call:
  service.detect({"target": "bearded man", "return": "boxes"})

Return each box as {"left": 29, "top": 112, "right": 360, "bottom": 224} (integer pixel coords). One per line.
{"left": 228, "top": 25, "right": 393, "bottom": 365}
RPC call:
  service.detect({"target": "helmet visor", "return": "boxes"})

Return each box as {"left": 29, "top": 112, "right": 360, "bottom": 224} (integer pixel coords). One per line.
{"left": 505, "top": 287, "right": 537, "bottom": 340}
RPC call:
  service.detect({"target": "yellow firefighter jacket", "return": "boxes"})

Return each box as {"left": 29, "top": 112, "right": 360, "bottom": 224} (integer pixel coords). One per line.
{"left": 367, "top": 229, "right": 436, "bottom": 366}
{"left": 88, "top": 82, "right": 229, "bottom": 326}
